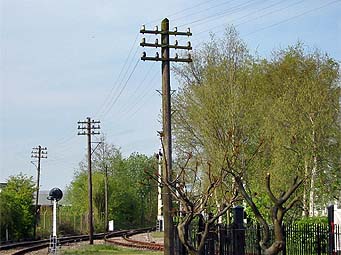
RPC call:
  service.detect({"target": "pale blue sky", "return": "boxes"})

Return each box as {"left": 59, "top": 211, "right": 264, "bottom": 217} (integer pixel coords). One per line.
{"left": 1, "top": 0, "right": 340, "bottom": 190}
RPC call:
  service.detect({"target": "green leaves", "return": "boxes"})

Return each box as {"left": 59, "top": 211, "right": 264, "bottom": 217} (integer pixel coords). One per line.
{"left": 0, "top": 173, "right": 35, "bottom": 241}
{"left": 65, "top": 142, "right": 157, "bottom": 231}
{"left": 173, "top": 29, "right": 340, "bottom": 217}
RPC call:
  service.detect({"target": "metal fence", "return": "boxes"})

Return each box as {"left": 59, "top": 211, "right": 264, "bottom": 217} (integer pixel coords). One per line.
{"left": 175, "top": 223, "right": 341, "bottom": 255}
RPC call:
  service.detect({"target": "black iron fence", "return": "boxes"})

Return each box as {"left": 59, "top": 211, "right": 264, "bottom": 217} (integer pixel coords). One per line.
{"left": 175, "top": 223, "right": 341, "bottom": 255}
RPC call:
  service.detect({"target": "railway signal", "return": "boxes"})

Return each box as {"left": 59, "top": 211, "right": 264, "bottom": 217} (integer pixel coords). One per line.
{"left": 47, "top": 187, "right": 63, "bottom": 254}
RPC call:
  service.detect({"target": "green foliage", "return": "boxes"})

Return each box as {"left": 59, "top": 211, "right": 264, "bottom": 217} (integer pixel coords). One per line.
{"left": 173, "top": 27, "right": 340, "bottom": 219}
{"left": 108, "top": 153, "right": 157, "bottom": 229}
{"left": 0, "top": 173, "right": 35, "bottom": 241}
{"left": 65, "top": 139, "right": 157, "bottom": 232}
{"left": 294, "top": 216, "right": 328, "bottom": 225}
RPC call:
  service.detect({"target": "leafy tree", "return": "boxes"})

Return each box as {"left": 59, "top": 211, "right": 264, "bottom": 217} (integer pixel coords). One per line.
{"left": 65, "top": 140, "right": 157, "bottom": 232}
{"left": 258, "top": 46, "right": 341, "bottom": 215}
{"left": 108, "top": 152, "right": 157, "bottom": 229}
{"left": 0, "top": 173, "right": 35, "bottom": 241}
{"left": 172, "top": 27, "right": 340, "bottom": 254}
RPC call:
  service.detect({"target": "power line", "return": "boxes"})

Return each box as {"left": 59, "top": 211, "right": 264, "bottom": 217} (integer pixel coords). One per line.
{"left": 243, "top": 0, "right": 341, "bottom": 37}
{"left": 100, "top": 59, "right": 140, "bottom": 118}
{"left": 194, "top": 0, "right": 300, "bottom": 37}
{"left": 191, "top": 0, "right": 339, "bottom": 45}
{"left": 167, "top": 0, "right": 239, "bottom": 24}
{"left": 113, "top": 62, "right": 157, "bottom": 116}
{"left": 94, "top": 33, "right": 140, "bottom": 118}
{"left": 178, "top": 0, "right": 259, "bottom": 28}
{"left": 145, "top": 0, "right": 221, "bottom": 25}
{"left": 117, "top": 70, "right": 159, "bottom": 122}
{"left": 235, "top": 0, "right": 306, "bottom": 28}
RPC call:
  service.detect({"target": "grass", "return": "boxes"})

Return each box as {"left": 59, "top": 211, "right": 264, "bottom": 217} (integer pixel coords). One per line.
{"left": 150, "top": 231, "right": 164, "bottom": 239}
{"left": 61, "top": 244, "right": 163, "bottom": 255}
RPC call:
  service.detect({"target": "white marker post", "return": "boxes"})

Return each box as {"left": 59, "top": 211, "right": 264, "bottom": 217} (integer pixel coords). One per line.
{"left": 157, "top": 150, "right": 163, "bottom": 231}
{"left": 50, "top": 198, "right": 58, "bottom": 254}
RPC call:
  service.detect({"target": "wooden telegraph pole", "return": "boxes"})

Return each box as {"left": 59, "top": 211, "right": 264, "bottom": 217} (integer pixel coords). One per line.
{"left": 77, "top": 117, "right": 100, "bottom": 244}
{"left": 140, "top": 18, "right": 192, "bottom": 255}
{"left": 31, "top": 145, "right": 47, "bottom": 239}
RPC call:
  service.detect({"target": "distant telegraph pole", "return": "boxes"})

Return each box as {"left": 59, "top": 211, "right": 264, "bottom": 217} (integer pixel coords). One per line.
{"left": 140, "top": 18, "right": 192, "bottom": 255}
{"left": 31, "top": 145, "right": 47, "bottom": 239}
{"left": 77, "top": 117, "right": 100, "bottom": 245}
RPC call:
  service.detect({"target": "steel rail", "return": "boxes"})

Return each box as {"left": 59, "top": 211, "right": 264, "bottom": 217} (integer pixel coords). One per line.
{"left": 2, "top": 227, "right": 155, "bottom": 255}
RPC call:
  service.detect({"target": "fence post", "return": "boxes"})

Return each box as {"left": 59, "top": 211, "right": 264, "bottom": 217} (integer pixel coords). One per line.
{"left": 232, "top": 206, "right": 245, "bottom": 255}
{"left": 256, "top": 223, "right": 262, "bottom": 255}
{"left": 328, "top": 205, "right": 335, "bottom": 255}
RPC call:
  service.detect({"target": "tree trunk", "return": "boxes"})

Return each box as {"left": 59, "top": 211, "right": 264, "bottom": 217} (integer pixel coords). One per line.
{"left": 263, "top": 221, "right": 285, "bottom": 255}
{"left": 303, "top": 159, "right": 309, "bottom": 217}
{"left": 309, "top": 129, "right": 318, "bottom": 217}
{"left": 264, "top": 241, "right": 285, "bottom": 255}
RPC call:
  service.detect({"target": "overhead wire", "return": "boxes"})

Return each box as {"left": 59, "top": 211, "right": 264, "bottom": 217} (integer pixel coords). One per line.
{"left": 145, "top": 0, "right": 222, "bottom": 25}
{"left": 45, "top": 34, "right": 141, "bottom": 155}
{"left": 100, "top": 58, "right": 140, "bottom": 118}
{"left": 45, "top": 33, "right": 143, "bottom": 163}
{"left": 194, "top": 0, "right": 301, "bottom": 37}
{"left": 242, "top": 0, "right": 341, "bottom": 37}
{"left": 95, "top": 33, "right": 140, "bottom": 118}
{"left": 165, "top": 0, "right": 239, "bottom": 24}
{"left": 113, "top": 61, "right": 157, "bottom": 116}
{"left": 191, "top": 0, "right": 339, "bottom": 45}
{"left": 177, "top": 0, "right": 260, "bottom": 28}
{"left": 121, "top": 70, "right": 160, "bottom": 122}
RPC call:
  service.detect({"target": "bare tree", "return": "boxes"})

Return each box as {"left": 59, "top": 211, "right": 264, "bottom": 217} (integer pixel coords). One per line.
{"left": 231, "top": 172, "right": 303, "bottom": 255}
{"left": 150, "top": 149, "right": 238, "bottom": 255}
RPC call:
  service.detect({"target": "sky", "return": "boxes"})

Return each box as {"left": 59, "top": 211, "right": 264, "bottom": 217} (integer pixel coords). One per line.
{"left": 1, "top": 0, "right": 340, "bottom": 191}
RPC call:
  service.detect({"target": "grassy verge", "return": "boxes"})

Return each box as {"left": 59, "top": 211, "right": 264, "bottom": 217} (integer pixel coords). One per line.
{"left": 150, "top": 231, "right": 164, "bottom": 239}
{"left": 61, "top": 244, "right": 163, "bottom": 255}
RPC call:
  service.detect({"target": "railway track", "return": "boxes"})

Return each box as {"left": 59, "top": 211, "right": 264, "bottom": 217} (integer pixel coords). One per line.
{"left": 105, "top": 231, "right": 164, "bottom": 251}
{"left": 0, "top": 227, "right": 157, "bottom": 254}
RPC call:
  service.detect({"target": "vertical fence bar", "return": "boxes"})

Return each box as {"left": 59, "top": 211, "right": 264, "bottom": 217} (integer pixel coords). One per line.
{"left": 328, "top": 205, "right": 335, "bottom": 255}
{"left": 335, "top": 224, "right": 340, "bottom": 255}
{"left": 257, "top": 223, "right": 262, "bottom": 255}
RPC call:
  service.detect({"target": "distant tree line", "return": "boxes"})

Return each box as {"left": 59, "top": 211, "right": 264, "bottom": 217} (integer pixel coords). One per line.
{"left": 0, "top": 145, "right": 157, "bottom": 241}
{"left": 65, "top": 139, "right": 157, "bottom": 232}
{"left": 0, "top": 173, "right": 35, "bottom": 241}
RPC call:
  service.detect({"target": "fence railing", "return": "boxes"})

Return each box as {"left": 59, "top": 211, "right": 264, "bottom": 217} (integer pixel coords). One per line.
{"left": 174, "top": 223, "right": 341, "bottom": 255}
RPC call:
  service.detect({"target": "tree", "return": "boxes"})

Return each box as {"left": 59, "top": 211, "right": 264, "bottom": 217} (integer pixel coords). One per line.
{"left": 258, "top": 46, "right": 341, "bottom": 215}
{"left": 66, "top": 140, "right": 157, "bottom": 232}
{"left": 0, "top": 173, "right": 35, "bottom": 241}
{"left": 150, "top": 148, "right": 238, "bottom": 255}
{"left": 172, "top": 27, "right": 340, "bottom": 254}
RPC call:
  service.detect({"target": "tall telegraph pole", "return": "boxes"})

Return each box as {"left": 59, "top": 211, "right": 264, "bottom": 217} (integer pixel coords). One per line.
{"left": 31, "top": 145, "right": 47, "bottom": 239}
{"left": 140, "top": 18, "right": 192, "bottom": 255}
{"left": 77, "top": 117, "right": 100, "bottom": 244}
